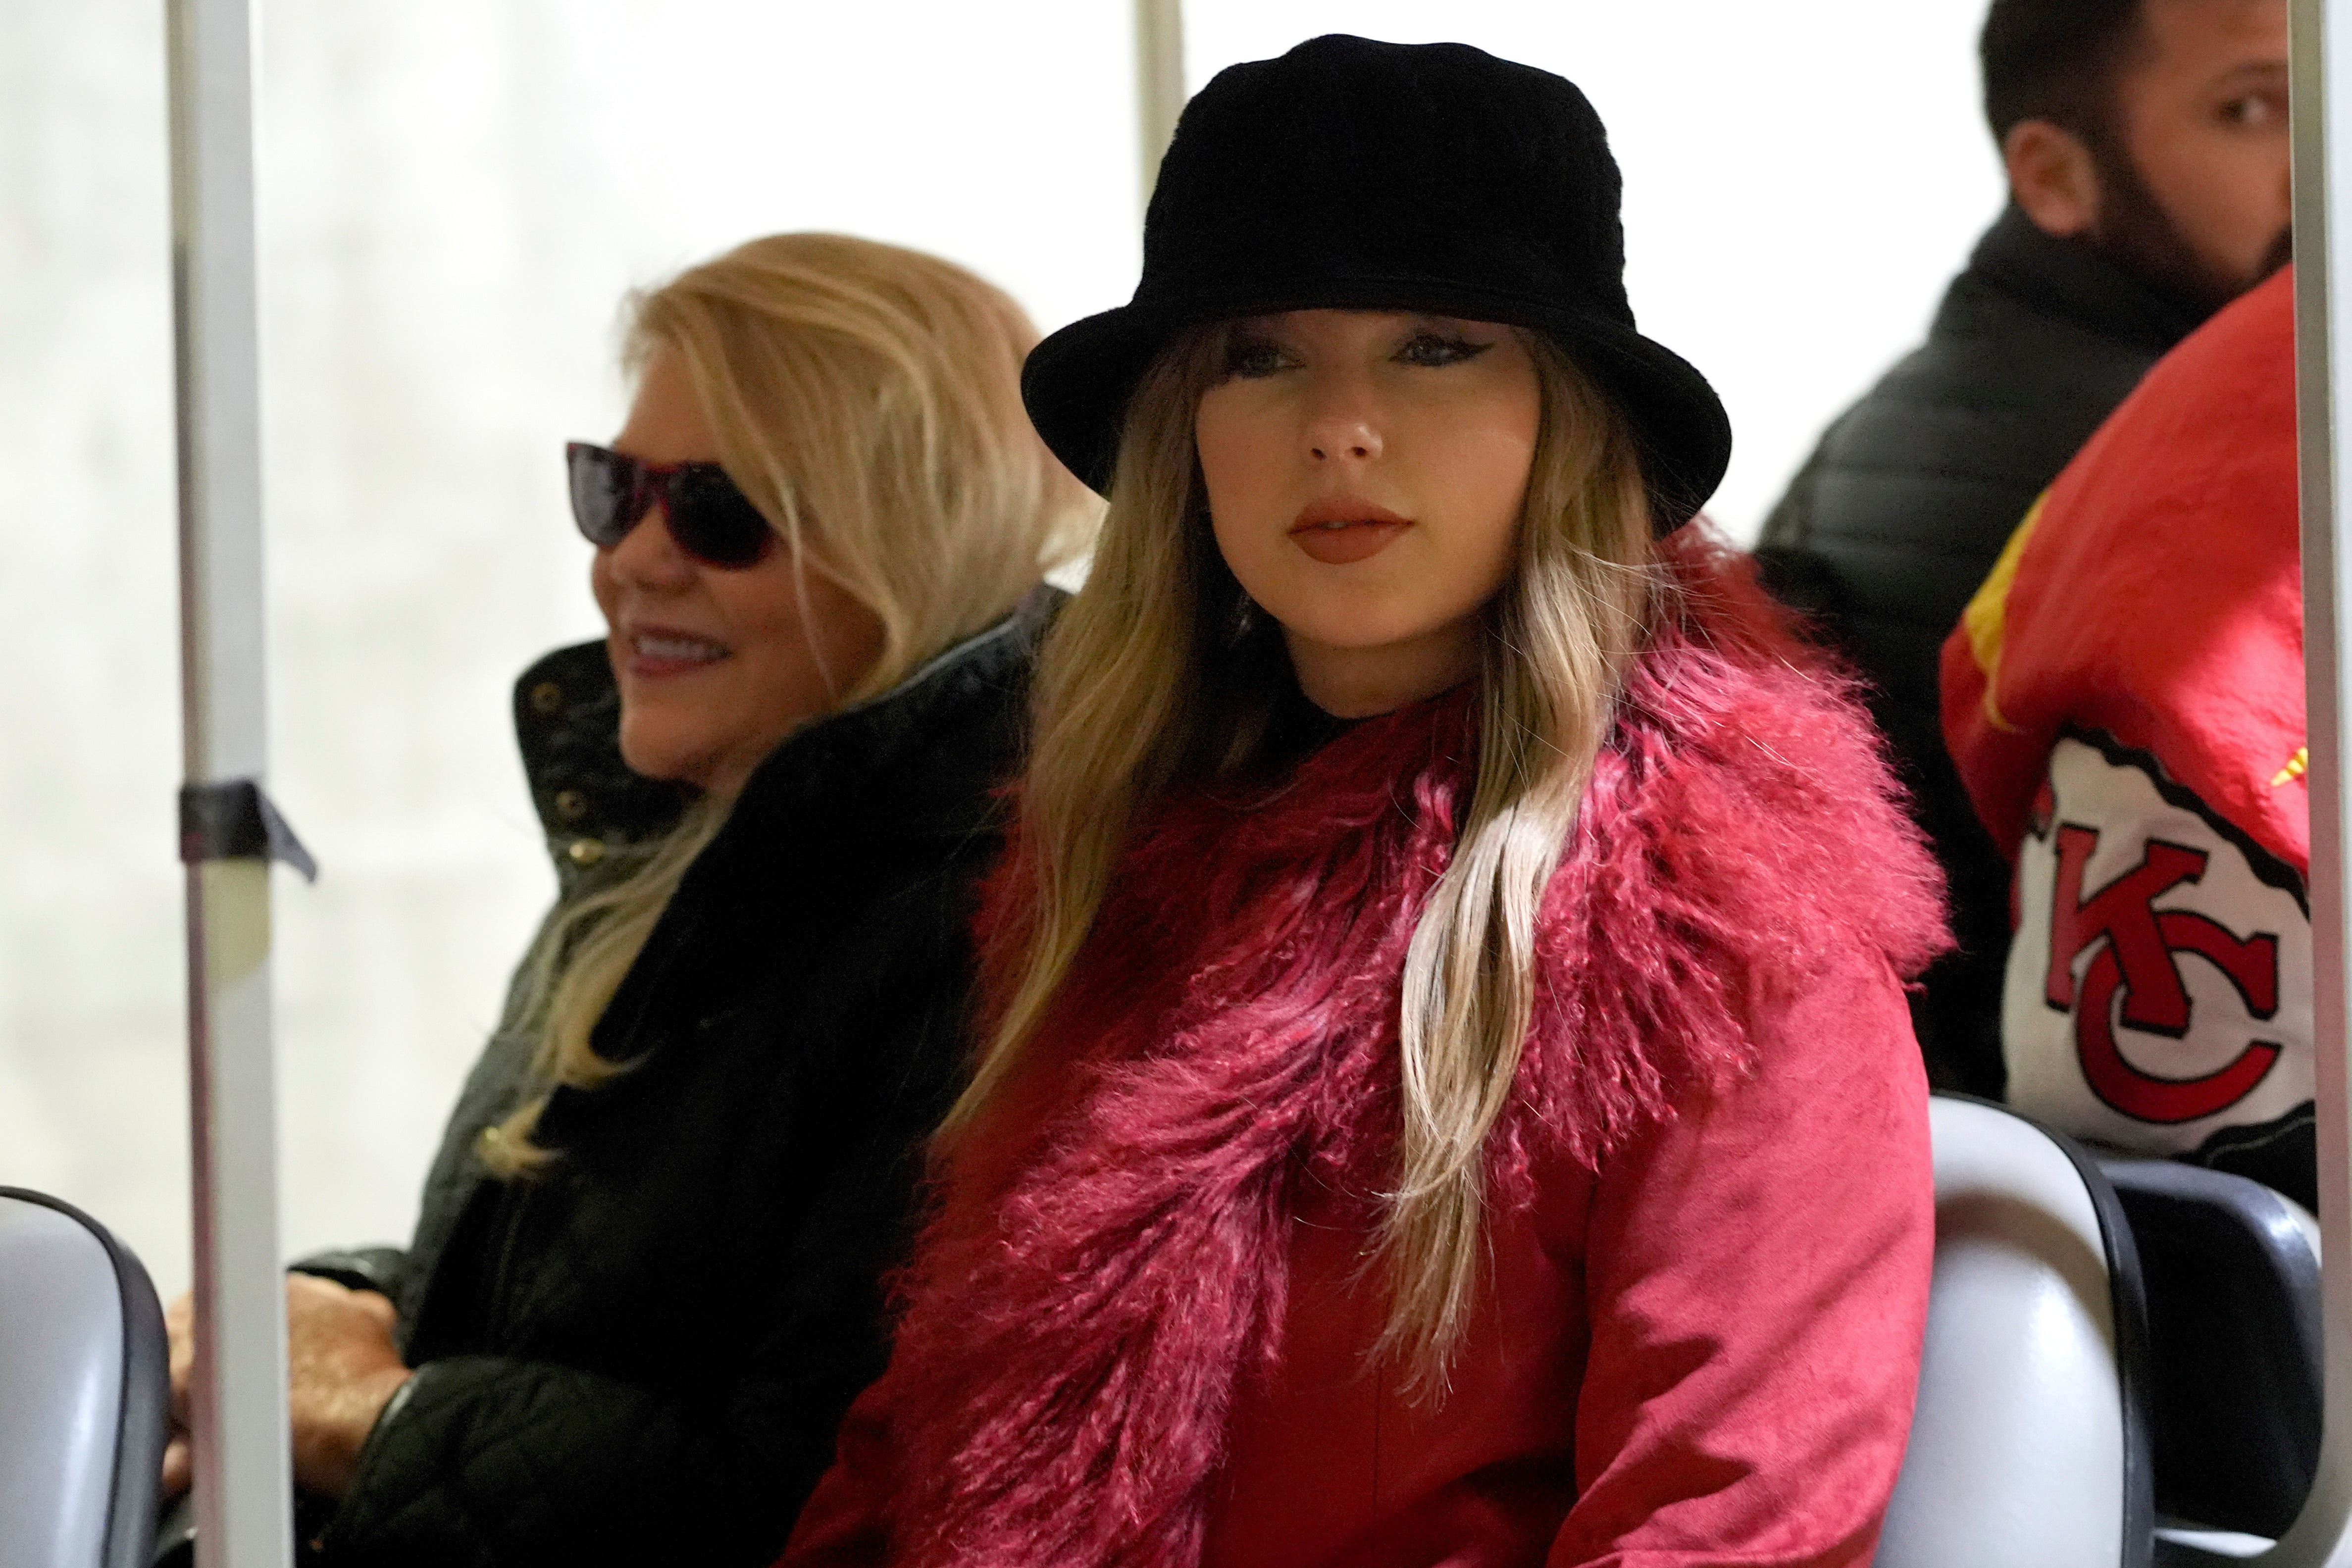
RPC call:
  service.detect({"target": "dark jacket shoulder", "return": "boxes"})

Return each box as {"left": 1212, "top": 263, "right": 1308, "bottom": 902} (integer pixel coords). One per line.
{"left": 1762, "top": 206, "right": 2199, "bottom": 599}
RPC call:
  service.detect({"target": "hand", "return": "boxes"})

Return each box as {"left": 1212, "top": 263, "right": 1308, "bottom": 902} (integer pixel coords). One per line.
{"left": 161, "top": 1289, "right": 195, "bottom": 1499}
{"left": 285, "top": 1275, "right": 411, "bottom": 1498}
{"left": 159, "top": 1275, "right": 413, "bottom": 1503}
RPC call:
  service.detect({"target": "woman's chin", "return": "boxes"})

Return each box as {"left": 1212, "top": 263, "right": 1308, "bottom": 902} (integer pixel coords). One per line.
{"left": 615, "top": 726, "right": 709, "bottom": 789}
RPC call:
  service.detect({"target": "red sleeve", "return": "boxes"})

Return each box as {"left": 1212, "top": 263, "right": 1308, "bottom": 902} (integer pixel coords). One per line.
{"left": 1548, "top": 952, "right": 1935, "bottom": 1568}
{"left": 1939, "top": 502, "right": 2063, "bottom": 864}
{"left": 1942, "top": 611, "right": 2046, "bottom": 860}
{"left": 775, "top": 1377, "right": 895, "bottom": 1568}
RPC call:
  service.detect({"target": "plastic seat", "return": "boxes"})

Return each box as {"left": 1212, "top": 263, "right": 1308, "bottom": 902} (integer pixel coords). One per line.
{"left": 1877, "top": 1094, "right": 2153, "bottom": 1568}
{"left": 0, "top": 1187, "right": 169, "bottom": 1568}
{"left": 2096, "top": 1155, "right": 2322, "bottom": 1545}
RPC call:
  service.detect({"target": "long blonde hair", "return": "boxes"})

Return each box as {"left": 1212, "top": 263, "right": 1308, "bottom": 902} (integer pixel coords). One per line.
{"left": 946, "top": 325, "right": 1659, "bottom": 1385}
{"left": 483, "top": 233, "right": 1097, "bottom": 1177}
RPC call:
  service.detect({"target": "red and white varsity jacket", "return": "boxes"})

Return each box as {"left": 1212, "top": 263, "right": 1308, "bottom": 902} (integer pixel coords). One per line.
{"left": 1942, "top": 267, "right": 2312, "bottom": 1203}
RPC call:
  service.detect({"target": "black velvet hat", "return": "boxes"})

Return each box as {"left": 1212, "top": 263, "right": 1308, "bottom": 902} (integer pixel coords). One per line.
{"left": 1022, "top": 34, "right": 1731, "bottom": 532}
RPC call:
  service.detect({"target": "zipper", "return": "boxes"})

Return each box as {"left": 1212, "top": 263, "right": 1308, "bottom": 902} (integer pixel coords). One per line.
{"left": 486, "top": 1177, "right": 533, "bottom": 1338}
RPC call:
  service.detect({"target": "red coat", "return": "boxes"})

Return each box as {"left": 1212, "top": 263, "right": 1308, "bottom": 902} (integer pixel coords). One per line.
{"left": 1940, "top": 270, "right": 2311, "bottom": 1180}
{"left": 784, "top": 538, "right": 1946, "bottom": 1568}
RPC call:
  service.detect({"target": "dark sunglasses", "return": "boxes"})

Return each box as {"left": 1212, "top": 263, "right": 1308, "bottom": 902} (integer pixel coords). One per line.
{"left": 565, "top": 441, "right": 777, "bottom": 568}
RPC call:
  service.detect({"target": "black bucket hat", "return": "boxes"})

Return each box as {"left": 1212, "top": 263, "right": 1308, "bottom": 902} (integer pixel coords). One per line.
{"left": 1022, "top": 34, "right": 1731, "bottom": 532}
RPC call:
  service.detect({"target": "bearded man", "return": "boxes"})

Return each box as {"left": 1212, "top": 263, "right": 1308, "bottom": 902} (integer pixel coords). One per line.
{"left": 1759, "top": 0, "right": 2290, "bottom": 1097}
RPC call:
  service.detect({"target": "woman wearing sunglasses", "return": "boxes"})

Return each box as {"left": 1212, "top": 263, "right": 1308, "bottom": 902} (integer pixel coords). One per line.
{"left": 784, "top": 38, "right": 1943, "bottom": 1568}
{"left": 159, "top": 232, "right": 1094, "bottom": 1565}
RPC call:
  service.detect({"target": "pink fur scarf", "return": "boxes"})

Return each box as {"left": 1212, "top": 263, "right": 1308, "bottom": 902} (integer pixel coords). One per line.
{"left": 874, "top": 553, "right": 1949, "bottom": 1568}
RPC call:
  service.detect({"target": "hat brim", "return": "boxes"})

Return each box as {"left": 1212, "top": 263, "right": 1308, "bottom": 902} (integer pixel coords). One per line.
{"left": 1022, "top": 280, "right": 1731, "bottom": 533}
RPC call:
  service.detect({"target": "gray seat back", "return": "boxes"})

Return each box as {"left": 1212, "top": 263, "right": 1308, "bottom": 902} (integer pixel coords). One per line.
{"left": 2098, "top": 1156, "right": 2322, "bottom": 1538}
{"left": 1877, "top": 1096, "right": 2152, "bottom": 1568}
{"left": 0, "top": 1189, "right": 169, "bottom": 1568}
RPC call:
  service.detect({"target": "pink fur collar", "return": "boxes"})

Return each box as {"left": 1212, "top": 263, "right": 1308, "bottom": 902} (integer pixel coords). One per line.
{"left": 876, "top": 545, "right": 1948, "bottom": 1568}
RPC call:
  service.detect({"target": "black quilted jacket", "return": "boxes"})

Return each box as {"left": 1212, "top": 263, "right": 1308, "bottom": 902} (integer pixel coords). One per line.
{"left": 294, "top": 599, "right": 1050, "bottom": 1566}
{"left": 1756, "top": 206, "right": 2207, "bottom": 1098}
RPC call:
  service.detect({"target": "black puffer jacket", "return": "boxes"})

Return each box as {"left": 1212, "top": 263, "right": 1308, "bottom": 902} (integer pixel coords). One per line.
{"left": 1757, "top": 206, "right": 2206, "bottom": 1097}
{"left": 296, "top": 598, "right": 1051, "bottom": 1566}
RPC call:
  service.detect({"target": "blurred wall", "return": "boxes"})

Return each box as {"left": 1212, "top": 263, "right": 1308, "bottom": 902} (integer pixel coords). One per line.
{"left": 0, "top": 0, "right": 1139, "bottom": 1298}
{"left": 0, "top": 0, "right": 1998, "bottom": 1300}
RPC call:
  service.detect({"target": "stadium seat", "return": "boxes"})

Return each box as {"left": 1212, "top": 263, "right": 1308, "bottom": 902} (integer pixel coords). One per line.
{"left": 0, "top": 1187, "right": 169, "bottom": 1568}
{"left": 2098, "top": 1155, "right": 2321, "bottom": 1548}
{"left": 1877, "top": 1095, "right": 2153, "bottom": 1568}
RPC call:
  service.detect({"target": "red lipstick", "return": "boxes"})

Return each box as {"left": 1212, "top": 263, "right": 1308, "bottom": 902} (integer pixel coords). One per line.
{"left": 1287, "top": 497, "right": 1413, "bottom": 566}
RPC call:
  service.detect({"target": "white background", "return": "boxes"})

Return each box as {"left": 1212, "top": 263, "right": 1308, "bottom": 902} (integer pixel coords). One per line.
{"left": 0, "top": 0, "right": 2002, "bottom": 1299}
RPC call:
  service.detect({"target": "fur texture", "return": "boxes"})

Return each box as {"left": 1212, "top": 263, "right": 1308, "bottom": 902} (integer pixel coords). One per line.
{"left": 873, "top": 537, "right": 1948, "bottom": 1568}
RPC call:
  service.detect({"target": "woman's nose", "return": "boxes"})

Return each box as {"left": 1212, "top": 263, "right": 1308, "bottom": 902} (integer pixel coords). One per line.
{"left": 1303, "top": 374, "right": 1384, "bottom": 464}
{"left": 606, "top": 505, "right": 698, "bottom": 588}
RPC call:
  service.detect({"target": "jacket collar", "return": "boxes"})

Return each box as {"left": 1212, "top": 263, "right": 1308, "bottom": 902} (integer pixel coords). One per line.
{"left": 1957, "top": 203, "right": 2211, "bottom": 358}
{"left": 722, "top": 586, "right": 1052, "bottom": 836}
{"left": 580, "top": 589, "right": 1052, "bottom": 1069}
{"left": 513, "top": 587, "right": 1058, "bottom": 899}
{"left": 511, "top": 645, "right": 690, "bottom": 898}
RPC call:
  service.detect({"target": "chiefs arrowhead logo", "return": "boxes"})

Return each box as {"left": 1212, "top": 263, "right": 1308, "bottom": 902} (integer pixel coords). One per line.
{"left": 2044, "top": 828, "right": 2282, "bottom": 1121}
{"left": 2006, "top": 731, "right": 2311, "bottom": 1152}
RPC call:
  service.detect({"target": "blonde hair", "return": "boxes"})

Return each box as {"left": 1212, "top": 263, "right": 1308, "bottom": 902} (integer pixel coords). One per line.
{"left": 946, "top": 325, "right": 1659, "bottom": 1386}
{"left": 482, "top": 233, "right": 1097, "bottom": 1177}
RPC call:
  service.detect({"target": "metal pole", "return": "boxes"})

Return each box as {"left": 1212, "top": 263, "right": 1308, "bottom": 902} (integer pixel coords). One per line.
{"left": 2236, "top": 1, "right": 2352, "bottom": 1562}
{"left": 166, "top": 0, "right": 296, "bottom": 1562}
{"left": 1134, "top": 0, "right": 1184, "bottom": 210}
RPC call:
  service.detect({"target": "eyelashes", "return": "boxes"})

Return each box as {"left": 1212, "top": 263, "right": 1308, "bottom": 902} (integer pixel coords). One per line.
{"left": 1223, "top": 335, "right": 1291, "bottom": 380}
{"left": 1218, "top": 330, "right": 1496, "bottom": 381}
{"left": 1396, "top": 334, "right": 1492, "bottom": 367}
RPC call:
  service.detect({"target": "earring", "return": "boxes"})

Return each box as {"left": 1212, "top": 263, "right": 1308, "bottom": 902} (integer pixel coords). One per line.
{"left": 1227, "top": 591, "right": 1260, "bottom": 648}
